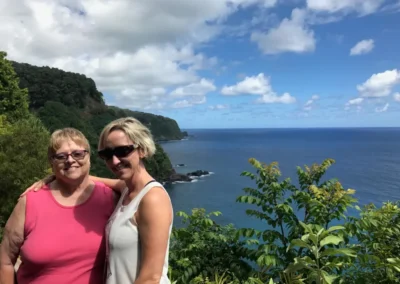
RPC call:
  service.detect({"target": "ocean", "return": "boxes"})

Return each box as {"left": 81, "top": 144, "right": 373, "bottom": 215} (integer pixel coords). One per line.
{"left": 160, "top": 128, "right": 400, "bottom": 230}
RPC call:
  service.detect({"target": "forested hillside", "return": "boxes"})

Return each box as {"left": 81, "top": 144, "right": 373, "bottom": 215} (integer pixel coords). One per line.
{"left": 10, "top": 61, "right": 187, "bottom": 178}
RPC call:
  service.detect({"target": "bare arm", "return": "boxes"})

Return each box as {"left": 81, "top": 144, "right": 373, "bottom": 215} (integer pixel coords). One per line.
{"left": 0, "top": 197, "right": 26, "bottom": 284}
{"left": 134, "top": 188, "right": 173, "bottom": 284}
{"left": 20, "top": 175, "right": 126, "bottom": 197}
{"left": 89, "top": 175, "right": 126, "bottom": 194}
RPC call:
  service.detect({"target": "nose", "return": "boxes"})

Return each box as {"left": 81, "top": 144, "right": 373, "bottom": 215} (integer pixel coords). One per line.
{"left": 66, "top": 154, "right": 75, "bottom": 163}
{"left": 111, "top": 155, "right": 120, "bottom": 165}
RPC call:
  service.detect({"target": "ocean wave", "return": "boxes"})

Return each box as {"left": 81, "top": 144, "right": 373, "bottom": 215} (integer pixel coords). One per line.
{"left": 172, "top": 179, "right": 198, "bottom": 184}
{"left": 188, "top": 172, "right": 215, "bottom": 179}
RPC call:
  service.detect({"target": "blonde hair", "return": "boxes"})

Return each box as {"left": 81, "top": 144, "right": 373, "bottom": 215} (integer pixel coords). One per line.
{"left": 48, "top": 128, "right": 90, "bottom": 160}
{"left": 98, "top": 117, "right": 156, "bottom": 158}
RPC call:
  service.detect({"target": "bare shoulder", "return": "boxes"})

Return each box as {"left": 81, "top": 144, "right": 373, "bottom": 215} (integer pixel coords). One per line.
{"left": 6, "top": 196, "right": 26, "bottom": 231}
{"left": 138, "top": 186, "right": 172, "bottom": 222}
{"left": 10, "top": 195, "right": 27, "bottom": 220}
{"left": 141, "top": 186, "right": 171, "bottom": 207}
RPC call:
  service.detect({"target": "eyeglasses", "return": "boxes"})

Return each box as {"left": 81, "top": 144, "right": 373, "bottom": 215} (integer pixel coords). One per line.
{"left": 97, "top": 145, "right": 136, "bottom": 160}
{"left": 52, "top": 150, "right": 89, "bottom": 162}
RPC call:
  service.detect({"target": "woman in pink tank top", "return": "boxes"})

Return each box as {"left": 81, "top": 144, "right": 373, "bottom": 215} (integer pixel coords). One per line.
{"left": 1, "top": 119, "right": 173, "bottom": 284}
{"left": 0, "top": 128, "right": 121, "bottom": 284}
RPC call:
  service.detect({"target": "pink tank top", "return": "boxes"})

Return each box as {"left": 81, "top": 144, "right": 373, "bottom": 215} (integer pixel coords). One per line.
{"left": 17, "top": 182, "right": 115, "bottom": 284}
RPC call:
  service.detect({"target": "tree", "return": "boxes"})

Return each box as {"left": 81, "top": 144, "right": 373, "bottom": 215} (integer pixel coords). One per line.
{"left": 0, "top": 116, "right": 50, "bottom": 239}
{"left": 236, "top": 158, "right": 357, "bottom": 279}
{"left": 0, "top": 51, "right": 30, "bottom": 123}
{"left": 0, "top": 52, "right": 50, "bottom": 240}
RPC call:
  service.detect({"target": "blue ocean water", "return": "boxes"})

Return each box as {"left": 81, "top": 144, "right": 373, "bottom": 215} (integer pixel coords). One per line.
{"left": 161, "top": 128, "right": 400, "bottom": 230}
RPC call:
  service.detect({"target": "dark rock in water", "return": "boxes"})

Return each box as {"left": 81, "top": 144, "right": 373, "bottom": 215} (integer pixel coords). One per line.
{"left": 168, "top": 173, "right": 192, "bottom": 183}
{"left": 187, "top": 170, "right": 209, "bottom": 177}
{"left": 164, "top": 169, "right": 211, "bottom": 184}
{"left": 176, "top": 164, "right": 186, "bottom": 167}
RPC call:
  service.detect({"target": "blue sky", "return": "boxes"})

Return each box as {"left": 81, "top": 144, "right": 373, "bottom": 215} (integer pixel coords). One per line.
{"left": 161, "top": 4, "right": 400, "bottom": 128}
{"left": 1, "top": 0, "right": 400, "bottom": 128}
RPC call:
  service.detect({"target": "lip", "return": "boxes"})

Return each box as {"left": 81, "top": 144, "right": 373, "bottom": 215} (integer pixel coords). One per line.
{"left": 112, "top": 164, "right": 125, "bottom": 172}
{"left": 64, "top": 166, "right": 80, "bottom": 170}
{"left": 113, "top": 167, "right": 124, "bottom": 173}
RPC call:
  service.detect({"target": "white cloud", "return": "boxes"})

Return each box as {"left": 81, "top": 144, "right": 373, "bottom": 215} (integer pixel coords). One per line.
{"left": 394, "top": 93, "right": 400, "bottom": 102}
{"left": 208, "top": 104, "right": 230, "bottom": 110}
{"left": 250, "top": 8, "right": 316, "bottom": 54}
{"left": 375, "top": 103, "right": 389, "bottom": 113}
{"left": 221, "top": 73, "right": 272, "bottom": 95}
{"left": 257, "top": 92, "right": 296, "bottom": 104}
{"left": 0, "top": 0, "right": 276, "bottom": 110}
{"left": 357, "top": 69, "right": 400, "bottom": 97}
{"left": 170, "top": 79, "right": 216, "bottom": 97}
{"left": 304, "top": 95, "right": 319, "bottom": 111}
{"left": 344, "top": 97, "right": 364, "bottom": 110}
{"left": 346, "top": 97, "right": 364, "bottom": 105}
{"left": 172, "top": 97, "right": 207, "bottom": 109}
{"left": 381, "top": 1, "right": 400, "bottom": 12}
{"left": 350, "top": 39, "right": 375, "bottom": 56}
{"left": 169, "top": 78, "right": 215, "bottom": 109}
{"left": 221, "top": 73, "right": 296, "bottom": 104}
{"left": 307, "top": 0, "right": 386, "bottom": 15}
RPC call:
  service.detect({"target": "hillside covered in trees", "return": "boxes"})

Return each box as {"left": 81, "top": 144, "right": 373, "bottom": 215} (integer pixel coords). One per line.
{"left": 10, "top": 60, "right": 187, "bottom": 178}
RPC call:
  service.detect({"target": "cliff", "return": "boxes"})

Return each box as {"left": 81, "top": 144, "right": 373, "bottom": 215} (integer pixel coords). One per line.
{"left": 11, "top": 61, "right": 185, "bottom": 180}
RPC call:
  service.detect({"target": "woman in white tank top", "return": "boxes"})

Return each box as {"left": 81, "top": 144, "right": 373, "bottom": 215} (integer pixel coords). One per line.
{"left": 97, "top": 117, "right": 173, "bottom": 284}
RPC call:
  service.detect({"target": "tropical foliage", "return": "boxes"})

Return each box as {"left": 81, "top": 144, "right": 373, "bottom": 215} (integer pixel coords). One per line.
{"left": 0, "top": 52, "right": 50, "bottom": 238}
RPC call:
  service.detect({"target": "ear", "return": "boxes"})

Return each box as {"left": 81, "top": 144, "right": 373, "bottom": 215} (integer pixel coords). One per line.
{"left": 138, "top": 148, "right": 146, "bottom": 159}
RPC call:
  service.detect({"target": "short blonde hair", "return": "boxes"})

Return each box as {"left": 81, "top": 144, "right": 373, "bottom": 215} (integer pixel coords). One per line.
{"left": 48, "top": 128, "right": 90, "bottom": 160}
{"left": 98, "top": 117, "right": 156, "bottom": 158}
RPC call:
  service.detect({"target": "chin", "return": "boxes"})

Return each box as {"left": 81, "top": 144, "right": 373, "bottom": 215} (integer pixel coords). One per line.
{"left": 66, "top": 174, "right": 85, "bottom": 181}
{"left": 115, "top": 170, "right": 132, "bottom": 181}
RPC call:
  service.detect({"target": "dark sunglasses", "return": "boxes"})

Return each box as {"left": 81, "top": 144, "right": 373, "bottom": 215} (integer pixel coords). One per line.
{"left": 97, "top": 145, "right": 136, "bottom": 160}
{"left": 52, "top": 150, "right": 89, "bottom": 162}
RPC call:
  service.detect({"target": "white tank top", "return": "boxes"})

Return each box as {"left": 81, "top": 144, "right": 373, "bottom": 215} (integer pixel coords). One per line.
{"left": 105, "top": 181, "right": 172, "bottom": 284}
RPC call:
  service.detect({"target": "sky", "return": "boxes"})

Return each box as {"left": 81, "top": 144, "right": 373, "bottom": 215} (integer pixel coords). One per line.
{"left": 1, "top": 0, "right": 400, "bottom": 129}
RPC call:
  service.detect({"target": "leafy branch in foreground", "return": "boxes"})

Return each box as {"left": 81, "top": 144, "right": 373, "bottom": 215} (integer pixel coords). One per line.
{"left": 344, "top": 201, "right": 400, "bottom": 283}
{"left": 169, "top": 208, "right": 254, "bottom": 283}
{"left": 284, "top": 222, "right": 356, "bottom": 284}
{"left": 236, "top": 158, "right": 357, "bottom": 278}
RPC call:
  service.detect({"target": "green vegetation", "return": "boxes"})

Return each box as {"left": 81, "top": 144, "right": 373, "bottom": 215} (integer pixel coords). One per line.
{"left": 10, "top": 60, "right": 186, "bottom": 178}
{"left": 1, "top": 52, "right": 400, "bottom": 283}
{"left": 0, "top": 52, "right": 50, "bottom": 238}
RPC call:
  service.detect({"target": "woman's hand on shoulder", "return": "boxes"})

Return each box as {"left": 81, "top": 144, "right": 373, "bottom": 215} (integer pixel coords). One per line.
{"left": 135, "top": 187, "right": 172, "bottom": 283}
{"left": 19, "top": 175, "right": 55, "bottom": 198}
{"left": 89, "top": 175, "right": 126, "bottom": 194}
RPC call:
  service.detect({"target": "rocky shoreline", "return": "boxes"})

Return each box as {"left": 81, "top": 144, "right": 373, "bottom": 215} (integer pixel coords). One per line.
{"left": 166, "top": 170, "right": 211, "bottom": 184}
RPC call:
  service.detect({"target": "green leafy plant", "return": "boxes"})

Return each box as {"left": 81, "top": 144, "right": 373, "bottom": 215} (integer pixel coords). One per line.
{"left": 190, "top": 270, "right": 265, "bottom": 284}
{"left": 284, "top": 222, "right": 356, "bottom": 284}
{"left": 344, "top": 201, "right": 400, "bottom": 283}
{"left": 169, "top": 208, "right": 253, "bottom": 283}
{"left": 236, "top": 158, "right": 357, "bottom": 278}
{"left": 0, "top": 51, "right": 30, "bottom": 123}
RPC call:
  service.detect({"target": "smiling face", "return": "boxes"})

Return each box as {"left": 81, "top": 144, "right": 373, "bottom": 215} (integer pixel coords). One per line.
{"left": 51, "top": 139, "right": 91, "bottom": 183}
{"left": 103, "top": 130, "right": 143, "bottom": 180}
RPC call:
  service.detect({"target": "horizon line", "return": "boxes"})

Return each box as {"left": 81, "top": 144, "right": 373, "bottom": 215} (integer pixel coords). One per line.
{"left": 181, "top": 126, "right": 400, "bottom": 130}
